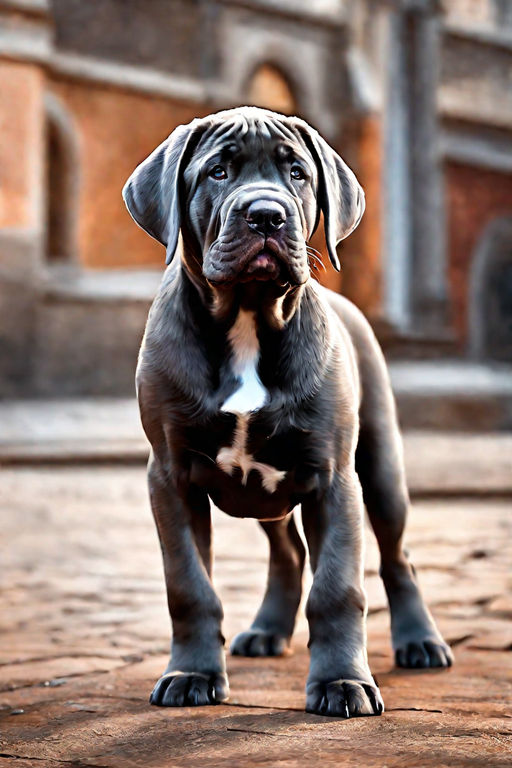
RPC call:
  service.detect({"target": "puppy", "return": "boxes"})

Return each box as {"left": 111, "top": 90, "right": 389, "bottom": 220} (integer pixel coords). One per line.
{"left": 123, "top": 106, "right": 452, "bottom": 717}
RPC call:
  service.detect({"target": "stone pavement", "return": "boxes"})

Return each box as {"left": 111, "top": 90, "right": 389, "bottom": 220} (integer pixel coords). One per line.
{"left": 1, "top": 465, "right": 511, "bottom": 767}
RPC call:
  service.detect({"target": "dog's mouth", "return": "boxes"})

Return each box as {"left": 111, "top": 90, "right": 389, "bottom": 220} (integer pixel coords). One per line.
{"left": 238, "top": 249, "right": 281, "bottom": 283}
{"left": 203, "top": 236, "right": 302, "bottom": 289}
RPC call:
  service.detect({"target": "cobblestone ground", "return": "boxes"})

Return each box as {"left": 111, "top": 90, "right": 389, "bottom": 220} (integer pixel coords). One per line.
{"left": 1, "top": 466, "right": 511, "bottom": 767}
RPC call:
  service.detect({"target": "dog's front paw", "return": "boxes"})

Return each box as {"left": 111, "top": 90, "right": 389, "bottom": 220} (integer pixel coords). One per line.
{"left": 230, "top": 628, "right": 291, "bottom": 657}
{"left": 149, "top": 671, "right": 229, "bottom": 707}
{"left": 395, "top": 637, "right": 454, "bottom": 669}
{"left": 306, "top": 679, "right": 384, "bottom": 718}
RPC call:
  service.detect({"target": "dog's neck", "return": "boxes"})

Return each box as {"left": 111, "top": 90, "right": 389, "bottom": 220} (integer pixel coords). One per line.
{"left": 211, "top": 281, "right": 304, "bottom": 331}
{"left": 178, "top": 238, "right": 305, "bottom": 331}
{"left": 168, "top": 262, "right": 331, "bottom": 414}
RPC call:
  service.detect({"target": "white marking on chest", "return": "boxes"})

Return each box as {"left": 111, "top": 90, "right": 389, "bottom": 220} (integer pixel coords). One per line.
{"left": 217, "top": 311, "right": 286, "bottom": 494}
{"left": 220, "top": 310, "right": 267, "bottom": 415}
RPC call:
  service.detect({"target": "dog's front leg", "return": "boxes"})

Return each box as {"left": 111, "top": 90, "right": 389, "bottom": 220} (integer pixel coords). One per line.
{"left": 147, "top": 454, "right": 228, "bottom": 707}
{"left": 302, "top": 469, "right": 384, "bottom": 717}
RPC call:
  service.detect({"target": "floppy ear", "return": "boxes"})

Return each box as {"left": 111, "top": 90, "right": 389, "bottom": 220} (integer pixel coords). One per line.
{"left": 296, "top": 123, "right": 365, "bottom": 271}
{"left": 122, "top": 120, "right": 203, "bottom": 265}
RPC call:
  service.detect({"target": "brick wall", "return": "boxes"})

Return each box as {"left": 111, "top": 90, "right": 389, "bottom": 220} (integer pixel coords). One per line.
{"left": 446, "top": 161, "right": 512, "bottom": 345}
{"left": 50, "top": 78, "right": 209, "bottom": 268}
{"left": 0, "top": 61, "right": 45, "bottom": 230}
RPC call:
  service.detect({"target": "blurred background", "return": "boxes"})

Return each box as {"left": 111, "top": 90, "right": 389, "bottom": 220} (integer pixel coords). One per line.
{"left": 1, "top": 5, "right": 511, "bottom": 761}
{"left": 0, "top": 0, "right": 511, "bottom": 432}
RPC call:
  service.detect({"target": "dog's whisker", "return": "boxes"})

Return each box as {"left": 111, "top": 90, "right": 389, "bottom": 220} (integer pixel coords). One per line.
{"left": 307, "top": 254, "right": 325, "bottom": 268}
{"left": 306, "top": 246, "right": 324, "bottom": 260}
{"left": 307, "top": 252, "right": 326, "bottom": 272}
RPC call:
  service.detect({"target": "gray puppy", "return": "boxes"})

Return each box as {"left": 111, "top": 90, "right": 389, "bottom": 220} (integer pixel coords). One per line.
{"left": 123, "top": 106, "right": 452, "bottom": 718}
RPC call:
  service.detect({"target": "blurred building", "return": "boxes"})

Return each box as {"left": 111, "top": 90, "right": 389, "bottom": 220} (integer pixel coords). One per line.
{"left": 0, "top": 0, "right": 511, "bottom": 411}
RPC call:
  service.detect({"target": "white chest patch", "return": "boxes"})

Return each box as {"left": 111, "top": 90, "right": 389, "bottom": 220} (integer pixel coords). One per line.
{"left": 220, "top": 310, "right": 267, "bottom": 415}
{"left": 217, "top": 310, "right": 286, "bottom": 494}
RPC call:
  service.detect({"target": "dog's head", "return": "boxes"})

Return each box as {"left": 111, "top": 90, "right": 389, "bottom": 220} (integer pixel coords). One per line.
{"left": 123, "top": 107, "right": 364, "bottom": 293}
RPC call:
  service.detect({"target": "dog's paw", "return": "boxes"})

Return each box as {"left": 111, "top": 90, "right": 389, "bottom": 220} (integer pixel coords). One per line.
{"left": 395, "top": 638, "right": 454, "bottom": 669}
{"left": 306, "top": 679, "right": 384, "bottom": 718}
{"left": 230, "top": 628, "right": 291, "bottom": 657}
{"left": 149, "top": 671, "right": 229, "bottom": 707}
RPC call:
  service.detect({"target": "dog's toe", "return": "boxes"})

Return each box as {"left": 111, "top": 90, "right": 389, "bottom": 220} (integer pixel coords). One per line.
{"left": 149, "top": 672, "right": 229, "bottom": 707}
{"left": 395, "top": 639, "right": 453, "bottom": 669}
{"left": 306, "top": 679, "right": 384, "bottom": 718}
{"left": 230, "top": 628, "right": 290, "bottom": 657}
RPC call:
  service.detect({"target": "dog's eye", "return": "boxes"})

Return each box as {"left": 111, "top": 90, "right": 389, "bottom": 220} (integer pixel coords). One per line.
{"left": 209, "top": 165, "right": 227, "bottom": 180}
{"left": 290, "top": 166, "right": 305, "bottom": 180}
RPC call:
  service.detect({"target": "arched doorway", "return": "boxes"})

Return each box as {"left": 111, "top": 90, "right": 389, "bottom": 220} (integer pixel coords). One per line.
{"left": 247, "top": 63, "right": 297, "bottom": 115}
{"left": 45, "top": 93, "right": 79, "bottom": 263}
{"left": 469, "top": 215, "right": 512, "bottom": 361}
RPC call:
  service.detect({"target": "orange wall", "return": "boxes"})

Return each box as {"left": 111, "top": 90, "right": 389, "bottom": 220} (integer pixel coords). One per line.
{"left": 50, "top": 78, "right": 208, "bottom": 268}
{"left": 302, "top": 116, "right": 382, "bottom": 311}
{"left": 333, "top": 115, "right": 382, "bottom": 317}
{"left": 0, "top": 61, "right": 44, "bottom": 230}
{"left": 347, "top": 114, "right": 382, "bottom": 316}
{"left": 446, "top": 162, "right": 512, "bottom": 344}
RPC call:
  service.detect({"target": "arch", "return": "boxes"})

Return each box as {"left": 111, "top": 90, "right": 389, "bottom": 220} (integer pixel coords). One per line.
{"left": 245, "top": 61, "right": 299, "bottom": 116}
{"left": 469, "top": 215, "right": 512, "bottom": 361}
{"left": 494, "top": 0, "right": 512, "bottom": 26}
{"left": 44, "top": 92, "right": 80, "bottom": 263}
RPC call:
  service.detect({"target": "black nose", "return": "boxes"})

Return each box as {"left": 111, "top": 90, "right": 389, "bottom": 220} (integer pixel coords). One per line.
{"left": 245, "top": 200, "right": 286, "bottom": 236}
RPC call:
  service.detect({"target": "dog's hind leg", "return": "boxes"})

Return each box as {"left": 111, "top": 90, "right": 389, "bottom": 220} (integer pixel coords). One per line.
{"left": 355, "top": 343, "right": 453, "bottom": 669}
{"left": 230, "top": 513, "right": 305, "bottom": 657}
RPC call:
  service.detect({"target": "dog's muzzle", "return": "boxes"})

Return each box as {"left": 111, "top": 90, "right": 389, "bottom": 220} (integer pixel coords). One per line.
{"left": 202, "top": 185, "right": 309, "bottom": 288}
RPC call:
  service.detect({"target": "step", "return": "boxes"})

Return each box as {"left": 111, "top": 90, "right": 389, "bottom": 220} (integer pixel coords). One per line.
{"left": 31, "top": 268, "right": 162, "bottom": 397}
{"left": 389, "top": 361, "right": 512, "bottom": 431}
{"left": 1, "top": 399, "right": 511, "bottom": 496}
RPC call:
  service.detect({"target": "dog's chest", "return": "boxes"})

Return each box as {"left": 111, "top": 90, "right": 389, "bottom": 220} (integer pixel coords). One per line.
{"left": 220, "top": 310, "right": 267, "bottom": 415}
{"left": 216, "top": 310, "right": 285, "bottom": 494}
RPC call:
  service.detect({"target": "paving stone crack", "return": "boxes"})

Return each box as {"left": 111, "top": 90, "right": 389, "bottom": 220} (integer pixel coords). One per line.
{"left": 0, "top": 656, "right": 147, "bottom": 693}
{"left": 468, "top": 643, "right": 512, "bottom": 652}
{"left": 0, "top": 754, "right": 110, "bottom": 768}
{"left": 447, "top": 634, "right": 475, "bottom": 647}
{"left": 389, "top": 707, "right": 443, "bottom": 713}
{"left": 226, "top": 701, "right": 304, "bottom": 712}
{"left": 227, "top": 727, "right": 280, "bottom": 736}
{"left": 0, "top": 671, "right": 112, "bottom": 694}
{"left": 0, "top": 653, "right": 129, "bottom": 668}
{"left": 225, "top": 703, "right": 443, "bottom": 714}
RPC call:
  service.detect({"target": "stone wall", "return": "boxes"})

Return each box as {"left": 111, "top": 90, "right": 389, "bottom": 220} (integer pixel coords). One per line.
{"left": 51, "top": 0, "right": 206, "bottom": 77}
{"left": 0, "top": 51, "right": 47, "bottom": 397}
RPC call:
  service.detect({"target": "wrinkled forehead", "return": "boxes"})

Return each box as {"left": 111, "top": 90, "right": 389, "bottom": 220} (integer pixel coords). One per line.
{"left": 200, "top": 111, "right": 302, "bottom": 149}
{"left": 183, "top": 112, "right": 315, "bottom": 185}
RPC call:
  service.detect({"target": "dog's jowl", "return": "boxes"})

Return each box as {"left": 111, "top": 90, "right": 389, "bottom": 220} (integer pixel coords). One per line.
{"left": 123, "top": 107, "right": 453, "bottom": 717}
